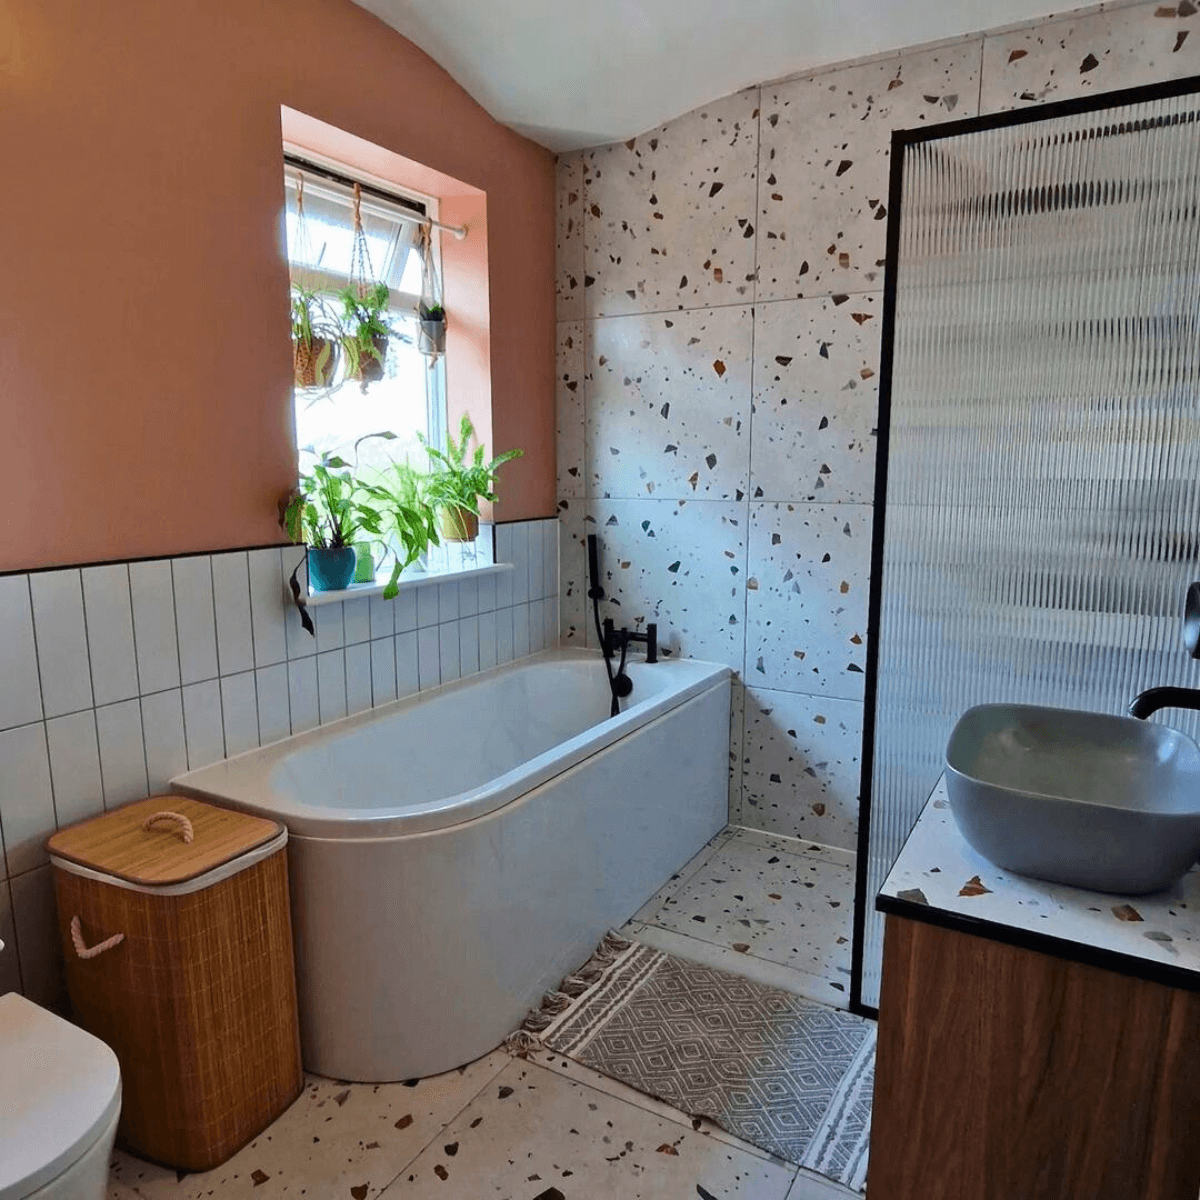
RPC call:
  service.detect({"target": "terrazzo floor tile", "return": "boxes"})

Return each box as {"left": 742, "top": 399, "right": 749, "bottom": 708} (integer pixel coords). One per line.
{"left": 980, "top": 3, "right": 1200, "bottom": 115}
{"left": 379, "top": 1057, "right": 797, "bottom": 1199}
{"left": 583, "top": 88, "right": 760, "bottom": 319}
{"left": 786, "top": 1166, "right": 861, "bottom": 1200}
{"left": 638, "top": 828, "right": 855, "bottom": 1001}
{"left": 741, "top": 687, "right": 864, "bottom": 852}
{"left": 630, "top": 826, "right": 736, "bottom": 923}
{"left": 111, "top": 1050, "right": 510, "bottom": 1200}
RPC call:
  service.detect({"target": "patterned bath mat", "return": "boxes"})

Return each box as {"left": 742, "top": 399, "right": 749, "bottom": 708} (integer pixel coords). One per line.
{"left": 509, "top": 934, "right": 874, "bottom": 1192}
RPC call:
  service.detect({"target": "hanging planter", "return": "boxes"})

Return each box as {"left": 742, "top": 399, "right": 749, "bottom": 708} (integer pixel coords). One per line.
{"left": 339, "top": 184, "right": 393, "bottom": 391}
{"left": 417, "top": 223, "right": 447, "bottom": 366}
{"left": 290, "top": 177, "right": 340, "bottom": 389}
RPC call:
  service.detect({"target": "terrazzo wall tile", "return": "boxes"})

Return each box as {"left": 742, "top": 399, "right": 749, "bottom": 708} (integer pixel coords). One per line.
{"left": 556, "top": 321, "right": 585, "bottom": 499}
{"left": 588, "top": 499, "right": 747, "bottom": 665}
{"left": 980, "top": 2, "right": 1200, "bottom": 114}
{"left": 751, "top": 295, "right": 881, "bottom": 503}
{"left": 558, "top": 507, "right": 588, "bottom": 645}
{"left": 729, "top": 679, "right": 746, "bottom": 821}
{"left": 555, "top": 151, "right": 585, "bottom": 321}
{"left": 757, "top": 43, "right": 981, "bottom": 302}
{"left": 745, "top": 503, "right": 871, "bottom": 700}
{"left": 742, "top": 687, "right": 864, "bottom": 852}
{"left": 583, "top": 88, "right": 760, "bottom": 318}
{"left": 590, "top": 305, "right": 753, "bottom": 500}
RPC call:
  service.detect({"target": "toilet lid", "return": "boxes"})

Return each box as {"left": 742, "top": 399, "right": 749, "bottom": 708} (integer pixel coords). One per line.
{"left": 0, "top": 993, "right": 122, "bottom": 1200}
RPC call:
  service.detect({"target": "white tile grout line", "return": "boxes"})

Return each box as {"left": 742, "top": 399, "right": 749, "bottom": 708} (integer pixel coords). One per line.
{"left": 727, "top": 824, "right": 857, "bottom": 869}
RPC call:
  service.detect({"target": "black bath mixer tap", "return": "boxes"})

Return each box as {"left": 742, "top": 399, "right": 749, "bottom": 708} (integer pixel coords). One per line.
{"left": 601, "top": 617, "right": 658, "bottom": 665}
{"left": 1128, "top": 686, "right": 1200, "bottom": 720}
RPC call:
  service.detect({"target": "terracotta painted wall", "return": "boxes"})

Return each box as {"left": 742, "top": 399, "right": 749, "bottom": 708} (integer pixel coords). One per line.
{"left": 0, "top": 0, "right": 556, "bottom": 572}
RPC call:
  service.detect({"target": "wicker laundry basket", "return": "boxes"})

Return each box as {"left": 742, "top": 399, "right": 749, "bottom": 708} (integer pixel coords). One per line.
{"left": 47, "top": 795, "right": 302, "bottom": 1171}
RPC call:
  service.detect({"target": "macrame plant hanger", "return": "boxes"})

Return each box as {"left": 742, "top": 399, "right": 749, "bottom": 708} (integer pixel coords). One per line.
{"left": 346, "top": 182, "right": 389, "bottom": 390}
{"left": 417, "top": 220, "right": 447, "bottom": 367}
{"left": 290, "top": 174, "right": 338, "bottom": 392}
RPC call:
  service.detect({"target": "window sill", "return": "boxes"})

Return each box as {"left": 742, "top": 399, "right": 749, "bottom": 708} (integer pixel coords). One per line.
{"left": 300, "top": 561, "right": 513, "bottom": 608}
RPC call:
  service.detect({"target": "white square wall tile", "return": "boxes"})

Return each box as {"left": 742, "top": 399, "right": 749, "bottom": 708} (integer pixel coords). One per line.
{"left": 255, "top": 664, "right": 291, "bottom": 746}
{"left": 477, "top": 611, "right": 498, "bottom": 672}
{"left": 528, "top": 600, "right": 546, "bottom": 653}
{"left": 0, "top": 723, "right": 54, "bottom": 877}
{"left": 317, "top": 650, "right": 347, "bottom": 724}
{"left": 439, "top": 622, "right": 461, "bottom": 683}
{"left": 388, "top": 589, "right": 415, "bottom": 636}
{"left": 495, "top": 605, "right": 514, "bottom": 665}
{"left": 182, "top": 680, "right": 225, "bottom": 771}
{"left": 45, "top": 711, "right": 103, "bottom": 830}
{"left": 459, "top": 616, "right": 480, "bottom": 677}
{"left": 171, "top": 556, "right": 220, "bottom": 683}
{"left": 458, "top": 576, "right": 479, "bottom": 617}
{"left": 512, "top": 604, "right": 531, "bottom": 659}
{"left": 396, "top": 630, "right": 419, "bottom": 698}
{"left": 315, "top": 601, "right": 345, "bottom": 653}
{"left": 219, "top": 672, "right": 259, "bottom": 758}
{"left": 745, "top": 503, "right": 871, "bottom": 701}
{"left": 416, "top": 585, "right": 440, "bottom": 629}
{"left": 527, "top": 522, "right": 546, "bottom": 601}
{"left": 417, "top": 625, "right": 440, "bottom": 690}
{"left": 343, "top": 598, "right": 371, "bottom": 646}
{"left": 345, "top": 642, "right": 372, "bottom": 715}
{"left": 81, "top": 564, "right": 140, "bottom": 705}
{"left": 0, "top": 576, "right": 43, "bottom": 732}
{"left": 370, "top": 638, "right": 396, "bottom": 705}
{"left": 369, "top": 593, "right": 394, "bottom": 640}
{"left": 589, "top": 306, "right": 753, "bottom": 501}
{"left": 743, "top": 687, "right": 864, "bottom": 852}
{"left": 543, "top": 519, "right": 559, "bottom": 600}
{"left": 129, "top": 560, "right": 181, "bottom": 694}
{"left": 508, "top": 524, "right": 530, "bottom": 604}
{"left": 248, "top": 548, "right": 287, "bottom": 668}
{"left": 95, "top": 700, "right": 148, "bottom": 809}
{"left": 210, "top": 552, "right": 254, "bottom": 675}
{"left": 141, "top": 689, "right": 187, "bottom": 794}
{"left": 288, "top": 658, "right": 319, "bottom": 734}
{"left": 10, "top": 866, "right": 65, "bottom": 1010}
{"left": 584, "top": 87, "right": 759, "bottom": 318}
{"left": 438, "top": 581, "right": 460, "bottom": 624}
{"left": 29, "top": 570, "right": 92, "bottom": 718}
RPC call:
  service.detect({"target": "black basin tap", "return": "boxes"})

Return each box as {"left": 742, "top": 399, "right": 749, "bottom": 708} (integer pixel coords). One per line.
{"left": 1128, "top": 686, "right": 1200, "bottom": 720}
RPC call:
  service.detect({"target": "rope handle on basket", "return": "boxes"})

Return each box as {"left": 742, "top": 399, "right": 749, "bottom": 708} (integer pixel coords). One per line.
{"left": 70, "top": 915, "right": 124, "bottom": 960}
{"left": 142, "top": 810, "right": 194, "bottom": 843}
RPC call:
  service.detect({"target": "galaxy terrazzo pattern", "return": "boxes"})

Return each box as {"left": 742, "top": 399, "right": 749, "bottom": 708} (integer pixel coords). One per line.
{"left": 556, "top": 0, "right": 1198, "bottom": 868}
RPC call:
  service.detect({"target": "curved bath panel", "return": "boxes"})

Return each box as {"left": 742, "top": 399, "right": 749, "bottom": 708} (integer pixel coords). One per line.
{"left": 174, "top": 649, "right": 731, "bottom": 1081}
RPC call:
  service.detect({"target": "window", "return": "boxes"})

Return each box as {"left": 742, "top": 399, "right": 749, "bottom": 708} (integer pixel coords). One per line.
{"left": 283, "top": 154, "right": 445, "bottom": 484}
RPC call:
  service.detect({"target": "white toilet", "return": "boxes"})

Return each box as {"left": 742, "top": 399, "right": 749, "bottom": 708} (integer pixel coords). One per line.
{"left": 0, "top": 949, "right": 122, "bottom": 1200}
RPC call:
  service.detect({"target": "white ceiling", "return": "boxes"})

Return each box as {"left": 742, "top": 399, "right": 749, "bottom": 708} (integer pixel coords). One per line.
{"left": 352, "top": 0, "right": 1065, "bottom": 151}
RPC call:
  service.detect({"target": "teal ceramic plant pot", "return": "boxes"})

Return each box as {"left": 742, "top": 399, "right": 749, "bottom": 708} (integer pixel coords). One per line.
{"left": 308, "top": 546, "right": 356, "bottom": 592}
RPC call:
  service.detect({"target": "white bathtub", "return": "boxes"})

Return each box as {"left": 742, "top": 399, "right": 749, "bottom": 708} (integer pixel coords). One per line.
{"left": 173, "top": 649, "right": 730, "bottom": 1082}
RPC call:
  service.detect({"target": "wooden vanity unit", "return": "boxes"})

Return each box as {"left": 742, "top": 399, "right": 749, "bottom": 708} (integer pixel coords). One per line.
{"left": 869, "top": 779, "right": 1200, "bottom": 1200}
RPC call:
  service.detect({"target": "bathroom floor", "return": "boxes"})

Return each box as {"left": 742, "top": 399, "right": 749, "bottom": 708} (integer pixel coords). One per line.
{"left": 106, "top": 826, "right": 859, "bottom": 1200}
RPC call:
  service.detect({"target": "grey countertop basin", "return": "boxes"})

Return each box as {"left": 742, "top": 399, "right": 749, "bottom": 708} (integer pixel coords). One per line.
{"left": 945, "top": 704, "right": 1200, "bottom": 895}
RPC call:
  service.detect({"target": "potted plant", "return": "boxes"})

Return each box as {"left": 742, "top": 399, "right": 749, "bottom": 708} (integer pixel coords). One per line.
{"left": 359, "top": 462, "right": 441, "bottom": 597}
{"left": 291, "top": 285, "right": 339, "bottom": 388}
{"left": 337, "top": 282, "right": 393, "bottom": 388}
{"left": 418, "top": 302, "right": 446, "bottom": 358}
{"left": 421, "top": 415, "right": 523, "bottom": 542}
{"left": 282, "top": 436, "right": 398, "bottom": 591}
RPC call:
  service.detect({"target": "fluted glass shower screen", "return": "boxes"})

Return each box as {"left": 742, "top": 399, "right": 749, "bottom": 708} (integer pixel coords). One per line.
{"left": 855, "top": 79, "right": 1200, "bottom": 1013}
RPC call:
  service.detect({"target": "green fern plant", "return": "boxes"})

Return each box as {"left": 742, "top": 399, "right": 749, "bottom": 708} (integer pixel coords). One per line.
{"left": 420, "top": 415, "right": 523, "bottom": 532}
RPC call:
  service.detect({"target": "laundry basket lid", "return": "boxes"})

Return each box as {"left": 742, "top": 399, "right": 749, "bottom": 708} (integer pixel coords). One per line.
{"left": 46, "top": 795, "right": 283, "bottom": 886}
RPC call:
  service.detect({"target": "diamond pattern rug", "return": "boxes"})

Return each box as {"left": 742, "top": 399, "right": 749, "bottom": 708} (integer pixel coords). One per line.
{"left": 518, "top": 939, "right": 874, "bottom": 1192}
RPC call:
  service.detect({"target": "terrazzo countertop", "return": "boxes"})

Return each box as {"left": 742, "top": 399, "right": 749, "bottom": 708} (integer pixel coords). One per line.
{"left": 877, "top": 776, "right": 1200, "bottom": 990}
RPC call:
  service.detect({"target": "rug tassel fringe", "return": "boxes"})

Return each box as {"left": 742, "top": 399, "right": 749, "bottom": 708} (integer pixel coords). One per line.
{"left": 504, "top": 930, "right": 634, "bottom": 1056}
